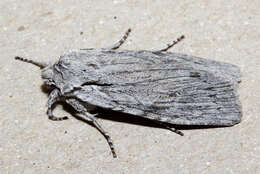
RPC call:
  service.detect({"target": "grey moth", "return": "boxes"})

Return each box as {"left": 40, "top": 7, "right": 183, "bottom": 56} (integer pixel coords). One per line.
{"left": 15, "top": 28, "right": 242, "bottom": 158}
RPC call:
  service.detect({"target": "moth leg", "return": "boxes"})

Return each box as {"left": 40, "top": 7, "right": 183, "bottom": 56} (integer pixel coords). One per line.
{"left": 107, "top": 28, "right": 131, "bottom": 50}
{"left": 159, "top": 35, "right": 185, "bottom": 52}
{"left": 47, "top": 89, "right": 68, "bottom": 121}
{"left": 153, "top": 120, "right": 184, "bottom": 136}
{"left": 65, "top": 98, "right": 117, "bottom": 158}
{"left": 87, "top": 113, "right": 117, "bottom": 158}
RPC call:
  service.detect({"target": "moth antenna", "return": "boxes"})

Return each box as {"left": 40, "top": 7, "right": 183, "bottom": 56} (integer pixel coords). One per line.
{"left": 14, "top": 56, "right": 49, "bottom": 69}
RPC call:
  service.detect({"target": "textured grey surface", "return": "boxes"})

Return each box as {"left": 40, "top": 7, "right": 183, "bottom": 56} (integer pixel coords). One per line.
{"left": 0, "top": 0, "right": 259, "bottom": 173}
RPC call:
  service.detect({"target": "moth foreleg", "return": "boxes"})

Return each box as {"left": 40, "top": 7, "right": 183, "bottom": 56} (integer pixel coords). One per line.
{"left": 159, "top": 35, "right": 185, "bottom": 52}
{"left": 47, "top": 89, "right": 68, "bottom": 121}
{"left": 108, "top": 28, "right": 131, "bottom": 50}
{"left": 65, "top": 98, "right": 117, "bottom": 158}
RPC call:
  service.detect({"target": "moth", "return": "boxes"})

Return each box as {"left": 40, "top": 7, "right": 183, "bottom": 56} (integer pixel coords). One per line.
{"left": 15, "top": 28, "right": 242, "bottom": 158}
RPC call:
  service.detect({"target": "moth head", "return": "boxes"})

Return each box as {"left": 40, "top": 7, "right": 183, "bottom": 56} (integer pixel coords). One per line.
{"left": 41, "top": 66, "right": 55, "bottom": 86}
